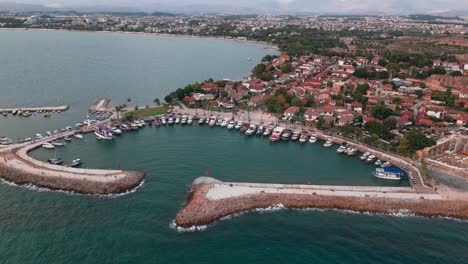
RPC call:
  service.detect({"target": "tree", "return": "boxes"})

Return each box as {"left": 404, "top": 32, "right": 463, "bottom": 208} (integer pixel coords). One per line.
{"left": 153, "top": 98, "right": 161, "bottom": 106}
{"left": 378, "top": 59, "right": 388, "bottom": 67}
{"left": 220, "top": 90, "right": 229, "bottom": 98}
{"left": 280, "top": 63, "right": 293, "bottom": 73}
{"left": 449, "top": 71, "right": 463, "bottom": 77}
{"left": 383, "top": 117, "right": 397, "bottom": 131}
{"left": 115, "top": 105, "right": 126, "bottom": 120}
{"left": 419, "top": 82, "right": 426, "bottom": 88}
{"left": 397, "top": 130, "right": 436, "bottom": 156}
{"left": 392, "top": 97, "right": 403, "bottom": 105}
{"left": 252, "top": 63, "right": 267, "bottom": 77}
{"left": 327, "top": 80, "right": 333, "bottom": 88}
{"left": 364, "top": 121, "right": 384, "bottom": 135}
{"left": 372, "top": 104, "right": 393, "bottom": 120}
{"left": 291, "top": 97, "right": 302, "bottom": 107}
{"left": 415, "top": 90, "right": 424, "bottom": 99}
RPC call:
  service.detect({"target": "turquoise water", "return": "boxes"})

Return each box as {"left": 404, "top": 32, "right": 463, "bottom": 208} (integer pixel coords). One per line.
{"left": 0, "top": 30, "right": 467, "bottom": 264}
{"left": 0, "top": 30, "right": 274, "bottom": 138}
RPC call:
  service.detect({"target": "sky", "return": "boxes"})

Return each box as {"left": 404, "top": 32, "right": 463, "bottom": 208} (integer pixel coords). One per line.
{"left": 2, "top": 0, "right": 468, "bottom": 14}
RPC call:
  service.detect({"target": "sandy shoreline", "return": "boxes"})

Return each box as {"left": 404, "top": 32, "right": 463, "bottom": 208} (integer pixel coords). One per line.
{"left": 175, "top": 177, "right": 468, "bottom": 228}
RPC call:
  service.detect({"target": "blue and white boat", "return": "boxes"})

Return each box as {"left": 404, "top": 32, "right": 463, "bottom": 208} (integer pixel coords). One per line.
{"left": 374, "top": 167, "right": 405, "bottom": 181}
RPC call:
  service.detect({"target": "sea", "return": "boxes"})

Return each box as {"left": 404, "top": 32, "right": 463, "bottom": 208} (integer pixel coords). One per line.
{"left": 0, "top": 30, "right": 467, "bottom": 264}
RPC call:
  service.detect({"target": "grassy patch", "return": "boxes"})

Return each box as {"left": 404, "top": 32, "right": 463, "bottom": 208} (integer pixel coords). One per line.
{"left": 124, "top": 105, "right": 170, "bottom": 120}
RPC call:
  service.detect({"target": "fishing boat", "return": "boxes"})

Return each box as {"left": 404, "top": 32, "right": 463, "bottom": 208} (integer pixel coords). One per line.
{"left": 70, "top": 159, "right": 82, "bottom": 167}
{"left": 227, "top": 120, "right": 236, "bottom": 129}
{"left": 347, "top": 148, "right": 358, "bottom": 156}
{"left": 374, "top": 167, "right": 405, "bottom": 181}
{"left": 220, "top": 119, "right": 229, "bottom": 127}
{"left": 263, "top": 127, "right": 272, "bottom": 137}
{"left": 94, "top": 126, "right": 113, "bottom": 140}
{"left": 42, "top": 142, "right": 55, "bottom": 149}
{"left": 374, "top": 159, "right": 382, "bottom": 166}
{"left": 291, "top": 131, "right": 300, "bottom": 141}
{"left": 256, "top": 126, "right": 264, "bottom": 135}
{"left": 337, "top": 145, "right": 347, "bottom": 153}
{"left": 51, "top": 140, "right": 66, "bottom": 146}
{"left": 74, "top": 133, "right": 84, "bottom": 139}
{"left": 270, "top": 127, "right": 284, "bottom": 142}
{"left": 299, "top": 131, "right": 309, "bottom": 143}
{"left": 281, "top": 129, "right": 292, "bottom": 141}
{"left": 360, "top": 152, "right": 370, "bottom": 160}
{"left": 323, "top": 140, "right": 334, "bottom": 148}
{"left": 48, "top": 158, "right": 63, "bottom": 165}
{"left": 187, "top": 116, "right": 193, "bottom": 125}
{"left": 309, "top": 136, "right": 318, "bottom": 144}
{"left": 366, "top": 155, "right": 376, "bottom": 163}
{"left": 245, "top": 124, "right": 258, "bottom": 136}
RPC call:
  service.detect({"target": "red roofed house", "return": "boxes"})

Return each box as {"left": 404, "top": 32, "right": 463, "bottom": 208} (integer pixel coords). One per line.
{"left": 304, "top": 108, "right": 321, "bottom": 122}
{"left": 337, "top": 113, "right": 355, "bottom": 126}
{"left": 201, "top": 82, "right": 220, "bottom": 93}
{"left": 284, "top": 106, "right": 300, "bottom": 117}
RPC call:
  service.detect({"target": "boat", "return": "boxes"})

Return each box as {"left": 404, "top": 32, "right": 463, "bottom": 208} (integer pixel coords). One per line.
{"left": 323, "top": 140, "right": 334, "bottom": 148}
{"left": 161, "top": 116, "right": 167, "bottom": 125}
{"left": 130, "top": 123, "right": 139, "bottom": 130}
{"left": 74, "top": 133, "right": 84, "bottom": 139}
{"left": 198, "top": 117, "right": 205, "bottom": 125}
{"left": 374, "top": 167, "right": 405, "bottom": 181}
{"left": 168, "top": 117, "right": 174, "bottom": 125}
{"left": 187, "top": 116, "right": 193, "bottom": 125}
{"left": 381, "top": 162, "right": 391, "bottom": 168}
{"left": 256, "top": 126, "right": 265, "bottom": 135}
{"left": 215, "top": 118, "right": 223, "bottom": 126}
{"left": 281, "top": 129, "right": 292, "bottom": 140}
{"left": 70, "top": 159, "right": 82, "bottom": 167}
{"left": 309, "top": 136, "right": 318, "bottom": 144}
{"left": 181, "top": 115, "right": 187, "bottom": 125}
{"left": 360, "top": 152, "right": 370, "bottom": 160}
{"left": 175, "top": 116, "right": 181, "bottom": 124}
{"left": 48, "top": 158, "right": 63, "bottom": 165}
{"left": 208, "top": 116, "right": 217, "bottom": 127}
{"left": 22, "top": 111, "right": 32, "bottom": 117}
{"left": 65, "top": 126, "right": 73, "bottom": 131}
{"left": 374, "top": 159, "right": 382, "bottom": 166}
{"left": 42, "top": 142, "right": 55, "bottom": 149}
{"left": 270, "top": 127, "right": 285, "bottom": 142}
{"left": 12, "top": 110, "right": 17, "bottom": 115}
{"left": 64, "top": 136, "right": 72, "bottom": 142}
{"left": 347, "top": 148, "right": 358, "bottom": 156}
{"left": 291, "top": 131, "right": 300, "bottom": 141}
{"left": 299, "top": 131, "right": 309, "bottom": 143}
{"left": 366, "top": 155, "right": 376, "bottom": 163}
{"left": 234, "top": 121, "right": 242, "bottom": 130}
{"left": 227, "top": 120, "right": 236, "bottom": 129}
{"left": 51, "top": 140, "right": 66, "bottom": 146}
{"left": 111, "top": 127, "right": 122, "bottom": 135}
{"left": 43, "top": 112, "right": 50, "bottom": 118}
{"left": 220, "top": 119, "right": 229, "bottom": 127}
{"left": 46, "top": 131, "right": 52, "bottom": 136}
{"left": 2, "top": 112, "right": 7, "bottom": 117}
{"left": 35, "top": 134, "right": 43, "bottom": 139}
{"left": 154, "top": 117, "right": 162, "bottom": 126}
{"left": 245, "top": 124, "right": 258, "bottom": 136}
{"left": 240, "top": 123, "right": 250, "bottom": 133}
{"left": 263, "top": 127, "right": 272, "bottom": 137}
{"left": 337, "top": 145, "right": 347, "bottom": 153}
{"left": 94, "top": 126, "right": 113, "bottom": 140}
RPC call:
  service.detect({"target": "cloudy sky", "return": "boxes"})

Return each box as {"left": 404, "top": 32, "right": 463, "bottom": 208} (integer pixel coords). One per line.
{"left": 3, "top": 0, "right": 468, "bottom": 14}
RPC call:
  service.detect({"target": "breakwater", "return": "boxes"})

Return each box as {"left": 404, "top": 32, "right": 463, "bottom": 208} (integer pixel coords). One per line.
{"left": 0, "top": 105, "right": 69, "bottom": 113}
{"left": 175, "top": 177, "right": 468, "bottom": 228}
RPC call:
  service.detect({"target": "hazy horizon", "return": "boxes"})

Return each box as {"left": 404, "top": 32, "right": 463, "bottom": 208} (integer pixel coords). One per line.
{"left": 1, "top": 0, "right": 468, "bottom": 15}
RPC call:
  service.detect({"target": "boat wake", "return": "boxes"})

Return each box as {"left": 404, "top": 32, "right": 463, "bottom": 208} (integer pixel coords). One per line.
{"left": 0, "top": 178, "right": 145, "bottom": 198}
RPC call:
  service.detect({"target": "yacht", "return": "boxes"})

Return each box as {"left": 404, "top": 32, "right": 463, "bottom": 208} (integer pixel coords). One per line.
{"left": 198, "top": 117, "right": 205, "bottom": 125}
{"left": 111, "top": 127, "right": 122, "bottom": 135}
{"left": 291, "top": 131, "right": 300, "bottom": 141}
{"left": 208, "top": 116, "right": 217, "bottom": 127}
{"left": 220, "top": 119, "right": 229, "bottom": 127}
{"left": 240, "top": 123, "right": 250, "bottom": 133}
{"left": 234, "top": 121, "right": 242, "bottom": 130}
{"left": 245, "top": 124, "right": 258, "bottom": 136}
{"left": 309, "top": 136, "right": 318, "bottom": 144}
{"left": 374, "top": 159, "right": 382, "bottom": 166}
{"left": 215, "top": 118, "right": 223, "bottom": 126}
{"left": 270, "top": 127, "right": 285, "bottom": 142}
{"left": 94, "top": 126, "right": 113, "bottom": 140}
{"left": 323, "top": 140, "right": 334, "bottom": 148}
{"left": 70, "top": 158, "right": 82, "bottom": 167}
{"left": 281, "top": 129, "right": 292, "bottom": 141}
{"left": 175, "top": 117, "right": 181, "bottom": 124}
{"left": 42, "top": 142, "right": 55, "bottom": 149}
{"left": 337, "top": 145, "right": 347, "bottom": 153}
{"left": 51, "top": 140, "right": 66, "bottom": 146}
{"left": 181, "top": 115, "right": 187, "bottom": 125}
{"left": 227, "top": 120, "right": 236, "bottom": 129}
{"left": 347, "top": 148, "right": 358, "bottom": 156}
{"left": 381, "top": 162, "right": 391, "bottom": 168}
{"left": 64, "top": 136, "right": 72, "bottom": 142}
{"left": 374, "top": 168, "right": 405, "bottom": 181}
{"left": 360, "top": 152, "right": 370, "bottom": 160}
{"left": 366, "top": 155, "right": 376, "bottom": 163}
{"left": 262, "top": 127, "right": 272, "bottom": 137}
{"left": 299, "top": 131, "right": 309, "bottom": 143}
{"left": 161, "top": 116, "right": 167, "bottom": 125}
{"left": 256, "top": 126, "right": 264, "bottom": 135}
{"left": 74, "top": 133, "right": 84, "bottom": 139}
{"left": 48, "top": 158, "right": 63, "bottom": 165}
{"left": 187, "top": 116, "right": 193, "bottom": 125}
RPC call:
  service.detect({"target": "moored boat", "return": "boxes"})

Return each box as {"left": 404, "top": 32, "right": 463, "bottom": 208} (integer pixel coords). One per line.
{"left": 220, "top": 119, "right": 229, "bottom": 127}
{"left": 51, "top": 140, "right": 66, "bottom": 146}
{"left": 323, "top": 140, "right": 334, "bottom": 148}
{"left": 337, "top": 145, "right": 347, "bottom": 153}
{"left": 42, "top": 142, "right": 55, "bottom": 149}
{"left": 227, "top": 120, "right": 236, "bottom": 129}
{"left": 360, "top": 152, "right": 370, "bottom": 160}
{"left": 299, "top": 131, "right": 309, "bottom": 143}
{"left": 74, "top": 133, "right": 84, "bottom": 139}
{"left": 94, "top": 126, "right": 113, "bottom": 140}
{"left": 374, "top": 167, "right": 405, "bottom": 181}
{"left": 309, "top": 136, "right": 318, "bottom": 144}
{"left": 270, "top": 127, "right": 285, "bottom": 142}
{"left": 374, "top": 159, "right": 382, "bottom": 166}
{"left": 366, "top": 155, "right": 376, "bottom": 163}
{"left": 281, "top": 129, "right": 292, "bottom": 141}
{"left": 262, "top": 127, "right": 272, "bottom": 137}
{"left": 70, "top": 158, "right": 82, "bottom": 167}
{"left": 347, "top": 148, "right": 358, "bottom": 156}
{"left": 48, "top": 158, "right": 63, "bottom": 165}
{"left": 245, "top": 124, "right": 258, "bottom": 136}
{"left": 291, "top": 131, "right": 300, "bottom": 141}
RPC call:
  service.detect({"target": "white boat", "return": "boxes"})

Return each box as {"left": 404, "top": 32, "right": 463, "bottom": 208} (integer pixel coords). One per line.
{"left": 94, "top": 126, "right": 113, "bottom": 140}
{"left": 187, "top": 116, "right": 193, "bottom": 125}
{"left": 208, "top": 117, "right": 216, "bottom": 127}
{"left": 366, "top": 155, "right": 376, "bottom": 162}
{"left": 51, "top": 140, "right": 66, "bottom": 146}
{"left": 64, "top": 136, "right": 72, "bottom": 142}
{"left": 198, "top": 117, "right": 205, "bottom": 125}
{"left": 35, "top": 134, "right": 43, "bottom": 139}
{"left": 337, "top": 145, "right": 347, "bottom": 153}
{"left": 270, "top": 127, "right": 285, "bottom": 142}
{"left": 263, "top": 127, "right": 272, "bottom": 136}
{"left": 220, "top": 119, "right": 229, "bottom": 127}
{"left": 347, "top": 148, "right": 358, "bottom": 156}
{"left": 309, "top": 136, "right": 318, "bottom": 144}
{"left": 360, "top": 152, "right": 370, "bottom": 160}
{"left": 374, "top": 168, "right": 404, "bottom": 181}
{"left": 70, "top": 158, "right": 82, "bottom": 167}
{"left": 381, "top": 162, "right": 391, "bottom": 168}
{"left": 181, "top": 115, "right": 187, "bottom": 125}
{"left": 74, "top": 133, "right": 84, "bottom": 139}
{"left": 175, "top": 117, "right": 181, "bottom": 124}
{"left": 215, "top": 118, "right": 223, "bottom": 126}
{"left": 323, "top": 140, "right": 334, "bottom": 148}
{"left": 234, "top": 121, "right": 242, "bottom": 129}
{"left": 227, "top": 120, "right": 236, "bottom": 129}
{"left": 374, "top": 159, "right": 382, "bottom": 166}
{"left": 111, "top": 127, "right": 122, "bottom": 135}
{"left": 42, "top": 142, "right": 55, "bottom": 149}
{"left": 161, "top": 117, "right": 167, "bottom": 125}
{"left": 245, "top": 124, "right": 258, "bottom": 136}
{"left": 46, "top": 131, "right": 52, "bottom": 136}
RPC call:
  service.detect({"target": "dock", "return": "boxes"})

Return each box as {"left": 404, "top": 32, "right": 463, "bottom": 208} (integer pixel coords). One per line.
{"left": 175, "top": 177, "right": 467, "bottom": 228}
{"left": 89, "top": 98, "right": 112, "bottom": 112}
{"left": 0, "top": 105, "right": 69, "bottom": 113}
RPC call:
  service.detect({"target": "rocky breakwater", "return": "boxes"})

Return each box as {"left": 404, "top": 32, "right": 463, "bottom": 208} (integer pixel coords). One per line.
{"left": 0, "top": 140, "right": 144, "bottom": 195}
{"left": 175, "top": 177, "right": 468, "bottom": 228}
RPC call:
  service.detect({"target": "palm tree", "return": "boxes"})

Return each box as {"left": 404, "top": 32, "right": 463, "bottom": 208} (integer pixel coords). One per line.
{"left": 115, "top": 105, "right": 125, "bottom": 121}
{"left": 154, "top": 98, "right": 161, "bottom": 106}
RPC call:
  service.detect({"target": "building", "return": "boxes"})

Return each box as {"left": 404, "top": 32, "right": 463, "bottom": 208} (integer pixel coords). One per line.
{"left": 284, "top": 106, "right": 300, "bottom": 117}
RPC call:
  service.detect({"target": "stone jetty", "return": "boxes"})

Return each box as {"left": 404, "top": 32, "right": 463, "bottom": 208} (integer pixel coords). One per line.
{"left": 89, "top": 98, "right": 112, "bottom": 112}
{"left": 0, "top": 132, "right": 144, "bottom": 195}
{"left": 175, "top": 177, "right": 468, "bottom": 228}
{"left": 0, "top": 105, "right": 69, "bottom": 113}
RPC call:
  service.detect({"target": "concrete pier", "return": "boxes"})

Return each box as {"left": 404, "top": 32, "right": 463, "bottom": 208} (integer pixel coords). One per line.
{"left": 175, "top": 177, "right": 468, "bottom": 228}
{"left": 0, "top": 105, "right": 69, "bottom": 113}
{"left": 89, "top": 98, "right": 112, "bottom": 112}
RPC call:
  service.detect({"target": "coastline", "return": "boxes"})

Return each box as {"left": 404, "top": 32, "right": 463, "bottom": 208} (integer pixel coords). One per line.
{"left": 175, "top": 177, "right": 468, "bottom": 228}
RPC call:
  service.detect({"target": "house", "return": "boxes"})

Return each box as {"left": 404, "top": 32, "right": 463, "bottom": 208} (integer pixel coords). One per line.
{"left": 289, "top": 87, "right": 306, "bottom": 97}
{"left": 249, "top": 94, "right": 268, "bottom": 108}
{"left": 320, "top": 104, "right": 335, "bottom": 116}
{"left": 193, "top": 93, "right": 215, "bottom": 101}
{"left": 397, "top": 115, "right": 412, "bottom": 127}
{"left": 304, "top": 108, "right": 321, "bottom": 121}
{"left": 249, "top": 83, "right": 268, "bottom": 93}
{"left": 284, "top": 106, "right": 300, "bottom": 117}
{"left": 201, "top": 83, "right": 220, "bottom": 93}
{"left": 336, "top": 113, "right": 354, "bottom": 126}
